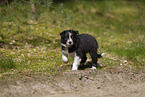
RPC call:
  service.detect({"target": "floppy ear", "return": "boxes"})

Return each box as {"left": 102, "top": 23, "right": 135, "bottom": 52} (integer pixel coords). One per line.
{"left": 60, "top": 31, "right": 65, "bottom": 36}
{"left": 73, "top": 30, "right": 79, "bottom": 35}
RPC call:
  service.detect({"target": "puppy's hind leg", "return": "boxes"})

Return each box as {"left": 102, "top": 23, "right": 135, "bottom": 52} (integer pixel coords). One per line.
{"left": 89, "top": 50, "right": 98, "bottom": 69}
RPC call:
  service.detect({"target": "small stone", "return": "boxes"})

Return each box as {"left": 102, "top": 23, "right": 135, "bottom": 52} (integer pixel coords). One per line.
{"left": 97, "top": 86, "right": 101, "bottom": 89}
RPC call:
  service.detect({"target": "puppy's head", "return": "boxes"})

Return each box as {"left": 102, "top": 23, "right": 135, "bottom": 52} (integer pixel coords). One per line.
{"left": 60, "top": 30, "right": 79, "bottom": 47}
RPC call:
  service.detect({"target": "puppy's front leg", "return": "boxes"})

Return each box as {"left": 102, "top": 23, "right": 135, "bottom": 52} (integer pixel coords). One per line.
{"left": 72, "top": 55, "right": 81, "bottom": 70}
{"left": 62, "top": 53, "right": 68, "bottom": 63}
{"left": 62, "top": 49, "right": 68, "bottom": 62}
{"left": 61, "top": 43, "right": 68, "bottom": 63}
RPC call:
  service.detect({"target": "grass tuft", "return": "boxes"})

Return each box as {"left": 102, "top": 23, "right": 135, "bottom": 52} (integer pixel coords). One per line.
{"left": 0, "top": 56, "right": 16, "bottom": 73}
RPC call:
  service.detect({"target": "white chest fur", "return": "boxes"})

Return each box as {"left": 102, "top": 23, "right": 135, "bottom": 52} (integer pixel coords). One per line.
{"left": 62, "top": 49, "right": 75, "bottom": 57}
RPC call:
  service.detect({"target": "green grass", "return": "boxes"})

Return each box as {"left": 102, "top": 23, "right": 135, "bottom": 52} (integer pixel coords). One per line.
{"left": 0, "top": 56, "right": 16, "bottom": 73}
{"left": 0, "top": 0, "right": 145, "bottom": 76}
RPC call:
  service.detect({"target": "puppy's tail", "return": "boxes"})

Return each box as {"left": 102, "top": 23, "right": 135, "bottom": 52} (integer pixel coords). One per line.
{"left": 98, "top": 53, "right": 105, "bottom": 58}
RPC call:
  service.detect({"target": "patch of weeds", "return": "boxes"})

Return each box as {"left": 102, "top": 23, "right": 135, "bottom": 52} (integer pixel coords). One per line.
{"left": 113, "top": 42, "right": 144, "bottom": 61}
{"left": 0, "top": 56, "right": 16, "bottom": 73}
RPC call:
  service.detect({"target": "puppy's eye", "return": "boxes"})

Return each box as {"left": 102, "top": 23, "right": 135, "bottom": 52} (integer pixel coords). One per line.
{"left": 64, "top": 34, "right": 69, "bottom": 38}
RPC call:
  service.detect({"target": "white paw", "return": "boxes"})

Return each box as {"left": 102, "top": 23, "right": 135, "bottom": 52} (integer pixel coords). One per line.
{"left": 72, "top": 64, "right": 78, "bottom": 70}
{"left": 91, "top": 66, "right": 97, "bottom": 70}
{"left": 101, "top": 53, "right": 106, "bottom": 57}
{"left": 72, "top": 68, "right": 78, "bottom": 70}
{"left": 62, "top": 55, "right": 68, "bottom": 62}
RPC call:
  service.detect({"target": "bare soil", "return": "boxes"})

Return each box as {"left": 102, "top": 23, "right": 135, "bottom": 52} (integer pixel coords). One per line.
{"left": 0, "top": 67, "right": 145, "bottom": 97}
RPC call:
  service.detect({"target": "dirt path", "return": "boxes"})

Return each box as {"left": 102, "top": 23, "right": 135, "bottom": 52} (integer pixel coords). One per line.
{"left": 0, "top": 67, "right": 145, "bottom": 97}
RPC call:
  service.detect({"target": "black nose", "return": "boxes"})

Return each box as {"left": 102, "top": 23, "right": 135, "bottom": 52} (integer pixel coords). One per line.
{"left": 68, "top": 41, "right": 72, "bottom": 44}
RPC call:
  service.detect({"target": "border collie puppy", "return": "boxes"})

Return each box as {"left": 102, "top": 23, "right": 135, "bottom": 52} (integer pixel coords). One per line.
{"left": 60, "top": 30, "right": 105, "bottom": 70}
